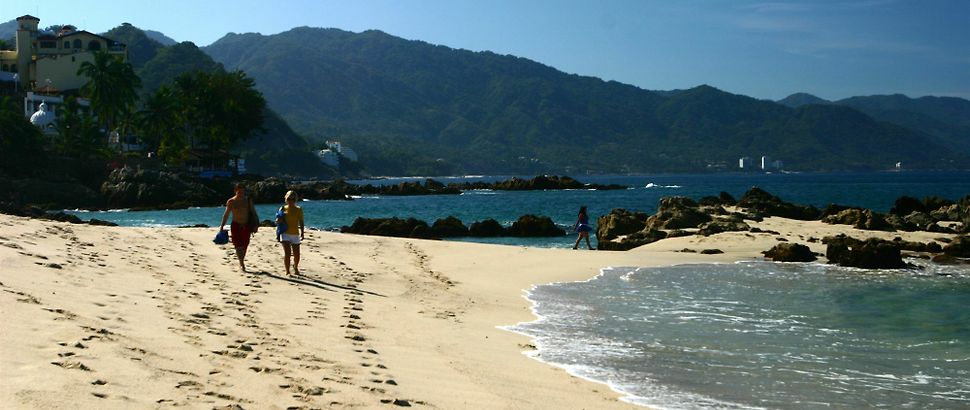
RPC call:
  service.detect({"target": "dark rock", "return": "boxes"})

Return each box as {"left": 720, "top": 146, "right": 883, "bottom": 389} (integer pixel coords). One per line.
{"left": 943, "top": 235, "right": 970, "bottom": 257}
{"left": 259, "top": 219, "right": 276, "bottom": 228}
{"left": 931, "top": 254, "right": 968, "bottom": 265}
{"left": 666, "top": 229, "right": 693, "bottom": 238}
{"left": 902, "top": 212, "right": 936, "bottom": 231}
{"left": 922, "top": 196, "right": 954, "bottom": 213}
{"left": 678, "top": 248, "right": 698, "bottom": 253}
{"left": 507, "top": 215, "right": 566, "bottom": 237}
{"left": 178, "top": 224, "right": 210, "bottom": 228}
{"left": 763, "top": 243, "right": 817, "bottom": 262}
{"left": 430, "top": 216, "right": 469, "bottom": 237}
{"left": 100, "top": 167, "right": 223, "bottom": 209}
{"left": 821, "top": 209, "right": 894, "bottom": 231}
{"left": 468, "top": 219, "right": 506, "bottom": 237}
{"left": 737, "top": 187, "right": 820, "bottom": 220}
{"left": 889, "top": 196, "right": 924, "bottom": 216}
{"left": 340, "top": 217, "right": 430, "bottom": 239}
{"left": 450, "top": 175, "right": 625, "bottom": 191}
{"left": 40, "top": 212, "right": 84, "bottom": 224}
{"left": 595, "top": 209, "right": 648, "bottom": 242}
{"left": 698, "top": 220, "right": 751, "bottom": 236}
{"left": 700, "top": 249, "right": 724, "bottom": 255}
{"left": 87, "top": 219, "right": 118, "bottom": 227}
{"left": 644, "top": 197, "right": 711, "bottom": 231}
{"left": 247, "top": 178, "right": 287, "bottom": 203}
{"left": 821, "top": 204, "right": 860, "bottom": 218}
{"left": 719, "top": 191, "right": 737, "bottom": 206}
{"left": 598, "top": 229, "right": 667, "bottom": 251}
{"left": 823, "top": 235, "right": 906, "bottom": 269}
{"left": 885, "top": 214, "right": 916, "bottom": 232}
{"left": 409, "top": 224, "right": 434, "bottom": 239}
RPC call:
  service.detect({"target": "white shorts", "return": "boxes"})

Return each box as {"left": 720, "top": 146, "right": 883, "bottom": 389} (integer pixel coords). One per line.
{"left": 281, "top": 233, "right": 302, "bottom": 245}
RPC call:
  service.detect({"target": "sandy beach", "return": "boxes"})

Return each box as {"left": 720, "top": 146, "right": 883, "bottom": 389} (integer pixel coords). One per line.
{"left": 0, "top": 213, "right": 953, "bottom": 409}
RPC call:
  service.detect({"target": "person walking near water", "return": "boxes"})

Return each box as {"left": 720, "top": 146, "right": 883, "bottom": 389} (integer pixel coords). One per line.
{"left": 279, "top": 190, "right": 305, "bottom": 275}
{"left": 572, "top": 206, "right": 595, "bottom": 250}
{"left": 219, "top": 183, "right": 258, "bottom": 272}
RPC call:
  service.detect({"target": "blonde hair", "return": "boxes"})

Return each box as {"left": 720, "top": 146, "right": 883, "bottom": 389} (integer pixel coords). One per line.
{"left": 285, "top": 190, "right": 298, "bottom": 201}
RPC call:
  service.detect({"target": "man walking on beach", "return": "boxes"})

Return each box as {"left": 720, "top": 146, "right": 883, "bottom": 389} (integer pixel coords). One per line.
{"left": 219, "top": 183, "right": 258, "bottom": 272}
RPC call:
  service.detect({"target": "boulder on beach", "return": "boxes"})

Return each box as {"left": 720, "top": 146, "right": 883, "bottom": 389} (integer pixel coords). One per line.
{"left": 738, "top": 187, "right": 820, "bottom": 220}
{"left": 823, "top": 235, "right": 906, "bottom": 269}
{"left": 507, "top": 215, "right": 566, "bottom": 237}
{"left": 644, "top": 197, "right": 711, "bottom": 231}
{"left": 597, "top": 229, "right": 667, "bottom": 251}
{"left": 468, "top": 219, "right": 506, "bottom": 237}
{"left": 595, "top": 209, "right": 649, "bottom": 242}
{"left": 821, "top": 208, "right": 894, "bottom": 232}
{"left": 430, "top": 216, "right": 469, "bottom": 237}
{"left": 340, "top": 217, "right": 431, "bottom": 239}
{"left": 763, "top": 243, "right": 817, "bottom": 262}
{"left": 943, "top": 235, "right": 970, "bottom": 257}
{"left": 698, "top": 220, "right": 751, "bottom": 236}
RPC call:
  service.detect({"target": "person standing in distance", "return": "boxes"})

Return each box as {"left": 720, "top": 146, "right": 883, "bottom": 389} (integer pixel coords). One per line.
{"left": 280, "top": 190, "right": 305, "bottom": 275}
{"left": 219, "top": 183, "right": 258, "bottom": 271}
{"left": 572, "top": 205, "right": 595, "bottom": 250}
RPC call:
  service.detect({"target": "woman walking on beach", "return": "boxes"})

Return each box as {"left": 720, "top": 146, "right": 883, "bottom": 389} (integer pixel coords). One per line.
{"left": 572, "top": 206, "right": 595, "bottom": 250}
{"left": 279, "top": 190, "right": 305, "bottom": 275}
{"left": 219, "top": 183, "right": 258, "bottom": 272}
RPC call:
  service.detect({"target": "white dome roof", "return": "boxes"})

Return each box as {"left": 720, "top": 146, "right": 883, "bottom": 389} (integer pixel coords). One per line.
{"left": 29, "top": 102, "right": 55, "bottom": 127}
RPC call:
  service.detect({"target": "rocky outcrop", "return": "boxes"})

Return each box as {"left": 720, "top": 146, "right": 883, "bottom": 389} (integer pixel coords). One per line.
{"left": 468, "top": 219, "right": 506, "bottom": 237}
{"left": 340, "top": 217, "right": 432, "bottom": 239}
{"left": 821, "top": 208, "right": 894, "bottom": 231}
{"left": 247, "top": 178, "right": 288, "bottom": 203}
{"left": 100, "top": 167, "right": 224, "bottom": 210}
{"left": 698, "top": 220, "right": 751, "bottom": 236}
{"left": 595, "top": 209, "right": 649, "bottom": 242}
{"left": 597, "top": 229, "right": 667, "bottom": 251}
{"left": 763, "top": 243, "right": 817, "bottom": 262}
{"left": 943, "top": 235, "right": 970, "bottom": 257}
{"left": 738, "top": 187, "right": 820, "bottom": 220}
{"left": 823, "top": 235, "right": 906, "bottom": 269}
{"left": 430, "top": 216, "right": 469, "bottom": 237}
{"left": 644, "top": 197, "right": 711, "bottom": 231}
{"left": 449, "top": 175, "right": 626, "bottom": 191}
{"left": 506, "top": 215, "right": 566, "bottom": 237}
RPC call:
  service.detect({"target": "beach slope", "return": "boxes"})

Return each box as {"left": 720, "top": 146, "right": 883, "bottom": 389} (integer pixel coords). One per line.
{"left": 0, "top": 214, "right": 949, "bottom": 408}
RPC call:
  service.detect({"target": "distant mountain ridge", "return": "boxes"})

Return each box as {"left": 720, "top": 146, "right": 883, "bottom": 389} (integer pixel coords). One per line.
{"left": 203, "top": 27, "right": 969, "bottom": 174}
{"left": 779, "top": 92, "right": 970, "bottom": 153}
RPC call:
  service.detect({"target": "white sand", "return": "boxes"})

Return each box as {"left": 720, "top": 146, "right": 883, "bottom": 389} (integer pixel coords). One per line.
{"left": 0, "top": 214, "right": 952, "bottom": 408}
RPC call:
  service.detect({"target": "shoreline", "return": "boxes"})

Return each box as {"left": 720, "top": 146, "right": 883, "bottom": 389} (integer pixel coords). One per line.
{"left": 0, "top": 213, "right": 957, "bottom": 408}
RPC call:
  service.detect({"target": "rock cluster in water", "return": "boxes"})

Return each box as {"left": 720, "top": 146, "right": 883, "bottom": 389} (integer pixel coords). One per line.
{"left": 340, "top": 215, "right": 565, "bottom": 239}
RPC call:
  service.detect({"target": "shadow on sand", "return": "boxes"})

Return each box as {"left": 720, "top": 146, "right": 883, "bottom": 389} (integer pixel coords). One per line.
{"left": 253, "top": 270, "right": 386, "bottom": 297}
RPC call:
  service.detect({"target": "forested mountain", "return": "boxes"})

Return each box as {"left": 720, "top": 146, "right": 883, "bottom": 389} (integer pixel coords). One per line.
{"left": 203, "top": 27, "right": 969, "bottom": 174}
{"left": 102, "top": 24, "right": 329, "bottom": 177}
{"left": 836, "top": 94, "right": 970, "bottom": 153}
{"left": 777, "top": 93, "right": 829, "bottom": 108}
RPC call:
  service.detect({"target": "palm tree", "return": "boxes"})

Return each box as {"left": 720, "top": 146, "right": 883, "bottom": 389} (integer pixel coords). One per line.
{"left": 137, "top": 85, "right": 183, "bottom": 154}
{"left": 77, "top": 51, "right": 142, "bottom": 135}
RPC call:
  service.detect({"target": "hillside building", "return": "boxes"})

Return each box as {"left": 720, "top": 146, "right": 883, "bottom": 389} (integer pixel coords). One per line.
{"left": 316, "top": 149, "right": 340, "bottom": 168}
{"left": 0, "top": 15, "right": 128, "bottom": 92}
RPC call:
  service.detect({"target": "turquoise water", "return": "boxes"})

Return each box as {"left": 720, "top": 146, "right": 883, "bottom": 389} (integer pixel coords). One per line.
{"left": 508, "top": 261, "right": 970, "bottom": 409}
{"left": 68, "top": 171, "right": 970, "bottom": 248}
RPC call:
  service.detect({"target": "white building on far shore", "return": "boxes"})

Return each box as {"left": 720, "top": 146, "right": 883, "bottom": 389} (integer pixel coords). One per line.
{"left": 739, "top": 156, "right": 755, "bottom": 169}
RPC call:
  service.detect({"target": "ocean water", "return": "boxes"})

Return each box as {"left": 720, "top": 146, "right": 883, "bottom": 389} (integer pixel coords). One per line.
{"left": 68, "top": 171, "right": 970, "bottom": 248}
{"left": 507, "top": 261, "right": 970, "bottom": 409}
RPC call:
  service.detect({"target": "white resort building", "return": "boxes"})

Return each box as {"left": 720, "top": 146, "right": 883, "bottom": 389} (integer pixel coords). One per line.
{"left": 316, "top": 141, "right": 359, "bottom": 168}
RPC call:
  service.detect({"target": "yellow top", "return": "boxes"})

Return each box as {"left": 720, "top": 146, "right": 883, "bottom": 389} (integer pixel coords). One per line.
{"left": 283, "top": 205, "right": 304, "bottom": 235}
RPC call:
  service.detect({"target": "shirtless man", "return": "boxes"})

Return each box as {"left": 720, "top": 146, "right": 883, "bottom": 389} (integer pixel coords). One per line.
{"left": 219, "top": 183, "right": 257, "bottom": 272}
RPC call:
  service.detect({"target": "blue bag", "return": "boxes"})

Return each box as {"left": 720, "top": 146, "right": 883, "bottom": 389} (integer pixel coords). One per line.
{"left": 275, "top": 208, "right": 288, "bottom": 238}
{"left": 213, "top": 230, "right": 229, "bottom": 245}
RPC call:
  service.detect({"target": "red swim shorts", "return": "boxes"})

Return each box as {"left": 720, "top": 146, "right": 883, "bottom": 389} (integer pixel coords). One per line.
{"left": 230, "top": 222, "right": 251, "bottom": 249}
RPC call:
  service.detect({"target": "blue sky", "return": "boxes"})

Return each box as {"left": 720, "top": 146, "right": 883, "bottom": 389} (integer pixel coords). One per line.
{"left": 6, "top": 0, "right": 969, "bottom": 100}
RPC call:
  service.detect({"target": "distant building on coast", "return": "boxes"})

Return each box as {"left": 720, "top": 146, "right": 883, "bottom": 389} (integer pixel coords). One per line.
{"left": 0, "top": 15, "right": 128, "bottom": 92}
{"left": 316, "top": 141, "right": 359, "bottom": 168}
{"left": 738, "top": 155, "right": 783, "bottom": 171}
{"left": 739, "top": 156, "right": 755, "bottom": 169}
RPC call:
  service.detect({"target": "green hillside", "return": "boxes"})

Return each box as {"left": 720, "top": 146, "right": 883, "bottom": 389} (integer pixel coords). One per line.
{"left": 203, "top": 27, "right": 969, "bottom": 174}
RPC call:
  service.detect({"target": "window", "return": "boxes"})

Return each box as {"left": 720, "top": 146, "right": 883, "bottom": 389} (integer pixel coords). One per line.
{"left": 88, "top": 41, "right": 101, "bottom": 51}
{"left": 64, "top": 41, "right": 70, "bottom": 49}
{"left": 73, "top": 39, "right": 82, "bottom": 49}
